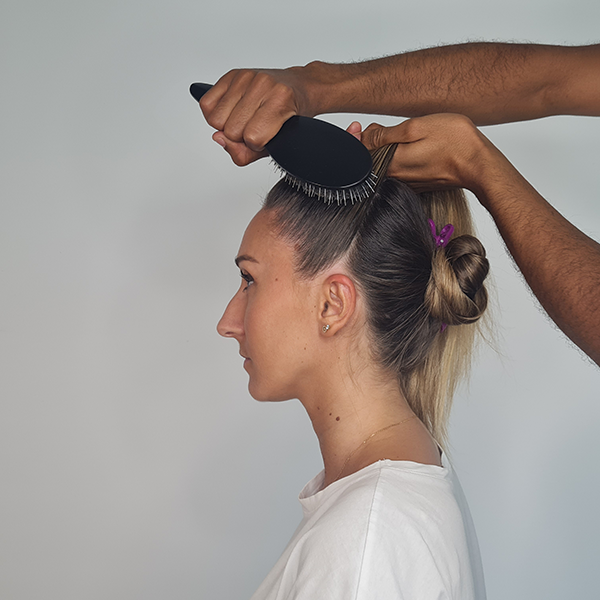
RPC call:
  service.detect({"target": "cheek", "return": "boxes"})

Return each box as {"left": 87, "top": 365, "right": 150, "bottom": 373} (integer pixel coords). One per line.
{"left": 245, "top": 290, "right": 312, "bottom": 364}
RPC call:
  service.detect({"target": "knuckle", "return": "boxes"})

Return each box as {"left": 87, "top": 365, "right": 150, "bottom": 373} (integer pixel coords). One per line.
{"left": 371, "top": 126, "right": 385, "bottom": 148}
{"left": 223, "top": 121, "right": 244, "bottom": 143}
{"left": 362, "top": 123, "right": 382, "bottom": 148}
{"left": 272, "top": 82, "right": 293, "bottom": 102}
{"left": 223, "top": 68, "right": 241, "bottom": 79}
{"left": 243, "top": 127, "right": 266, "bottom": 151}
{"left": 199, "top": 93, "right": 213, "bottom": 114}
{"left": 228, "top": 69, "right": 257, "bottom": 96}
{"left": 449, "top": 113, "right": 473, "bottom": 131}
{"left": 453, "top": 113, "right": 471, "bottom": 124}
{"left": 253, "top": 71, "right": 274, "bottom": 88}
{"left": 403, "top": 118, "right": 419, "bottom": 136}
{"left": 234, "top": 69, "right": 256, "bottom": 85}
{"left": 206, "top": 107, "right": 226, "bottom": 131}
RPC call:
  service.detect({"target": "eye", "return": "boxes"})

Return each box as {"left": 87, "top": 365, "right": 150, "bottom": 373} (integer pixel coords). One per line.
{"left": 239, "top": 270, "right": 254, "bottom": 291}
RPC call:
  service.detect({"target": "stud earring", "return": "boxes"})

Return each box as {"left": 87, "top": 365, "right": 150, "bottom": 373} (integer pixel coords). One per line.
{"left": 322, "top": 324, "right": 330, "bottom": 333}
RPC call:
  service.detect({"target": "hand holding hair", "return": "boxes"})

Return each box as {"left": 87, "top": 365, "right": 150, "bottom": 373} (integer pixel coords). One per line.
{"left": 357, "top": 114, "right": 600, "bottom": 366}
{"left": 354, "top": 114, "right": 495, "bottom": 194}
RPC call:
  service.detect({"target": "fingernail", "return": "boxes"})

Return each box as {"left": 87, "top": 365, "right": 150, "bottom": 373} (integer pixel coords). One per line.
{"left": 214, "top": 136, "right": 227, "bottom": 148}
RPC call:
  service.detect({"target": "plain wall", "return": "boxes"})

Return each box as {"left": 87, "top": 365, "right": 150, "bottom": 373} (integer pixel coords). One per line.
{"left": 1, "top": 0, "right": 599, "bottom": 598}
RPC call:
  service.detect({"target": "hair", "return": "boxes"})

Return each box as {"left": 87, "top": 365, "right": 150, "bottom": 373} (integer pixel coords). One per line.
{"left": 262, "top": 176, "right": 489, "bottom": 447}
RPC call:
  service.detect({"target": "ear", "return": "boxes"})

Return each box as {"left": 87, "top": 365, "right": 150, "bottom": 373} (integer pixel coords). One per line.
{"left": 319, "top": 273, "right": 357, "bottom": 335}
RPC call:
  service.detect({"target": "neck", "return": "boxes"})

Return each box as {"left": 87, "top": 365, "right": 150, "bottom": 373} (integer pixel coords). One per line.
{"left": 297, "top": 358, "right": 416, "bottom": 488}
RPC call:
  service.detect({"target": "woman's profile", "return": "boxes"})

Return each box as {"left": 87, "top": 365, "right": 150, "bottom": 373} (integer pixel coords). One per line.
{"left": 217, "top": 175, "right": 490, "bottom": 599}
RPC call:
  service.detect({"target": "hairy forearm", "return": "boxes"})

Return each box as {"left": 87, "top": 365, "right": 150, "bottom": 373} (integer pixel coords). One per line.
{"left": 303, "top": 43, "right": 600, "bottom": 125}
{"left": 472, "top": 146, "right": 600, "bottom": 364}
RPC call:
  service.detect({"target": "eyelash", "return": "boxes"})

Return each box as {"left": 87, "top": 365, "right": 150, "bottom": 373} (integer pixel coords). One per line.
{"left": 239, "top": 270, "right": 254, "bottom": 291}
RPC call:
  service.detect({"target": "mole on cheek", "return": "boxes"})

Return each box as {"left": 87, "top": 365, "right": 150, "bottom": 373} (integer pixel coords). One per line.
{"left": 336, "top": 416, "right": 340, "bottom": 421}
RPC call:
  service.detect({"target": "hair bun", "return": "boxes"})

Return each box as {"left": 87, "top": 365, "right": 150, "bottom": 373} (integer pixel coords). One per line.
{"left": 425, "top": 234, "right": 489, "bottom": 326}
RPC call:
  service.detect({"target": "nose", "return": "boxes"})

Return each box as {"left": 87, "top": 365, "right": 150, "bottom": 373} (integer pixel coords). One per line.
{"left": 217, "top": 291, "right": 245, "bottom": 339}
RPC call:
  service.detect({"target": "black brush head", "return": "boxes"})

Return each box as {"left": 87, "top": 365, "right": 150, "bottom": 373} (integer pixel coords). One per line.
{"left": 266, "top": 116, "right": 372, "bottom": 190}
{"left": 190, "top": 82, "right": 374, "bottom": 203}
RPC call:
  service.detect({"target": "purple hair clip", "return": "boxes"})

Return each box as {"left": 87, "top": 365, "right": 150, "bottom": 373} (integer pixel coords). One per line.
{"left": 429, "top": 219, "right": 454, "bottom": 333}
{"left": 429, "top": 219, "right": 454, "bottom": 248}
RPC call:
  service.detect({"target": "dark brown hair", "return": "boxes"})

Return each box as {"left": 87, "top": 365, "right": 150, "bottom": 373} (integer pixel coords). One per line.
{"left": 263, "top": 177, "right": 489, "bottom": 445}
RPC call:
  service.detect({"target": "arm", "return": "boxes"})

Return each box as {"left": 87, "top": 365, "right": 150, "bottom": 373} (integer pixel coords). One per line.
{"left": 358, "top": 115, "right": 600, "bottom": 366}
{"left": 306, "top": 42, "right": 600, "bottom": 124}
{"left": 199, "top": 43, "right": 600, "bottom": 165}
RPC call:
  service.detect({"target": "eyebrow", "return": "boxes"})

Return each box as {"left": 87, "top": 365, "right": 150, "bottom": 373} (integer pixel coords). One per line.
{"left": 234, "top": 254, "right": 259, "bottom": 268}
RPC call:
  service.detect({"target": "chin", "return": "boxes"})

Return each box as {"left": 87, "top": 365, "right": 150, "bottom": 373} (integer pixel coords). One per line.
{"left": 247, "top": 378, "right": 295, "bottom": 403}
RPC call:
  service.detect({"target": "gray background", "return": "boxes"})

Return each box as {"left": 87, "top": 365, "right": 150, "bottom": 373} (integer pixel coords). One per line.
{"left": 1, "top": 0, "right": 599, "bottom": 598}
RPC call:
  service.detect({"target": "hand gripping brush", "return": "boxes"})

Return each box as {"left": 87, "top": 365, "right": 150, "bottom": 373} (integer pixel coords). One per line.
{"left": 190, "top": 82, "right": 397, "bottom": 205}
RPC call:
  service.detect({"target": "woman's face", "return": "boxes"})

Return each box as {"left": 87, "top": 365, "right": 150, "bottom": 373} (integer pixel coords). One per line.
{"left": 217, "top": 209, "right": 321, "bottom": 402}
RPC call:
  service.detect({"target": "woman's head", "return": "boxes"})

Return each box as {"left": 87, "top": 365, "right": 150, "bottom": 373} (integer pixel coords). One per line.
{"left": 216, "top": 206, "right": 363, "bottom": 403}
{"left": 218, "top": 177, "right": 489, "bottom": 445}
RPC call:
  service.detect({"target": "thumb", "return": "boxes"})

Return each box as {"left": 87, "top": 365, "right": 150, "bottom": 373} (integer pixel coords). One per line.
{"left": 361, "top": 122, "right": 410, "bottom": 151}
{"left": 212, "top": 132, "right": 268, "bottom": 166}
{"left": 345, "top": 121, "right": 363, "bottom": 141}
{"left": 360, "top": 123, "right": 387, "bottom": 151}
{"left": 360, "top": 120, "right": 421, "bottom": 151}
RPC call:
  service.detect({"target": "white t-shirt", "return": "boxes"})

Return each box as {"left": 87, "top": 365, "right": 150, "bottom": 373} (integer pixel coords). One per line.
{"left": 250, "top": 451, "right": 486, "bottom": 600}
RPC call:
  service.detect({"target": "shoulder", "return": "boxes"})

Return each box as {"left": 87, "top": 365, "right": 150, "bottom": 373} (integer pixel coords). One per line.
{"left": 293, "top": 461, "right": 475, "bottom": 598}
{"left": 325, "top": 461, "right": 466, "bottom": 546}
{"left": 253, "top": 461, "right": 482, "bottom": 600}
{"left": 328, "top": 459, "right": 457, "bottom": 514}
{"left": 297, "top": 459, "right": 454, "bottom": 544}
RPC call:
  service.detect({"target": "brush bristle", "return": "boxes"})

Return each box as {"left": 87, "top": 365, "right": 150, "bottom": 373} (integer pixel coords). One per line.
{"left": 272, "top": 143, "right": 398, "bottom": 206}
{"left": 273, "top": 162, "right": 378, "bottom": 205}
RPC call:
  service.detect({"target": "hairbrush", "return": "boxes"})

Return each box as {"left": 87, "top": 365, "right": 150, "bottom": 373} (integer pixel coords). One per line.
{"left": 190, "top": 82, "right": 397, "bottom": 205}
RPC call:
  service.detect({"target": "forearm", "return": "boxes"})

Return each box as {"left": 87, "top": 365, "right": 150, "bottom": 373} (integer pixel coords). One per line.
{"left": 304, "top": 43, "right": 600, "bottom": 125}
{"left": 472, "top": 145, "right": 600, "bottom": 364}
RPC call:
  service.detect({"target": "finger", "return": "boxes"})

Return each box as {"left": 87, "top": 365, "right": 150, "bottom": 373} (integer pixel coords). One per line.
{"left": 199, "top": 70, "right": 240, "bottom": 125}
{"left": 228, "top": 143, "right": 270, "bottom": 167}
{"left": 385, "top": 140, "right": 432, "bottom": 178}
{"left": 212, "top": 131, "right": 228, "bottom": 148}
{"left": 212, "top": 132, "right": 269, "bottom": 166}
{"left": 346, "top": 121, "right": 363, "bottom": 141}
{"left": 386, "top": 141, "right": 458, "bottom": 189}
{"left": 223, "top": 75, "right": 296, "bottom": 149}
{"left": 198, "top": 70, "right": 236, "bottom": 112}
{"left": 361, "top": 119, "right": 427, "bottom": 151}
{"left": 203, "top": 70, "right": 259, "bottom": 132}
{"left": 239, "top": 102, "right": 299, "bottom": 152}
{"left": 360, "top": 122, "right": 388, "bottom": 151}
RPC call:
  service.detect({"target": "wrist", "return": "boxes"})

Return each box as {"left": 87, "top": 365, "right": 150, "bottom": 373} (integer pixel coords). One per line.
{"left": 463, "top": 133, "right": 518, "bottom": 208}
{"left": 291, "top": 60, "right": 333, "bottom": 116}
{"left": 295, "top": 60, "right": 359, "bottom": 116}
{"left": 471, "top": 144, "right": 544, "bottom": 225}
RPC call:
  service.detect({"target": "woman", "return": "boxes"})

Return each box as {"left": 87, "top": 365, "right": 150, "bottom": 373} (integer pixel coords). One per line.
{"left": 217, "top": 175, "right": 490, "bottom": 599}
